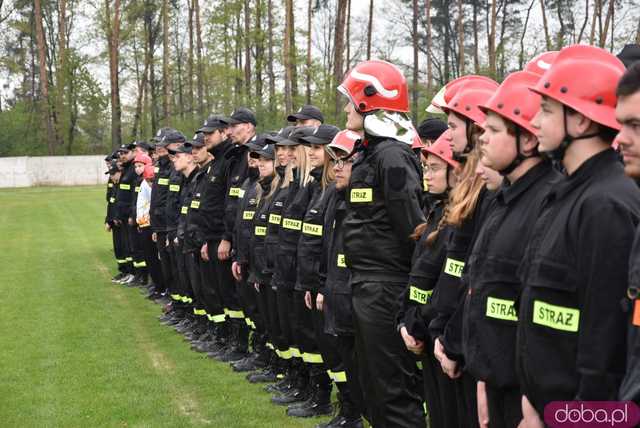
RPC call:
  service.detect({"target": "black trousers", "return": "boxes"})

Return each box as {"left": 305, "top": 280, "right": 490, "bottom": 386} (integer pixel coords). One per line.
{"left": 277, "top": 288, "right": 296, "bottom": 357}
{"left": 422, "top": 341, "right": 460, "bottom": 428}
{"left": 128, "top": 223, "right": 146, "bottom": 276}
{"left": 155, "top": 231, "right": 172, "bottom": 294}
{"left": 185, "top": 252, "right": 208, "bottom": 317}
{"left": 139, "top": 227, "right": 164, "bottom": 289}
{"left": 199, "top": 245, "right": 226, "bottom": 322}
{"left": 485, "top": 384, "right": 522, "bottom": 428}
{"left": 336, "top": 334, "right": 365, "bottom": 418}
{"left": 293, "top": 289, "right": 328, "bottom": 383}
{"left": 351, "top": 281, "right": 426, "bottom": 428}
{"left": 211, "top": 240, "right": 243, "bottom": 320}
{"left": 170, "top": 238, "right": 192, "bottom": 307}
{"left": 237, "top": 267, "right": 261, "bottom": 333}
{"left": 455, "top": 372, "right": 480, "bottom": 428}
{"left": 112, "top": 224, "right": 130, "bottom": 273}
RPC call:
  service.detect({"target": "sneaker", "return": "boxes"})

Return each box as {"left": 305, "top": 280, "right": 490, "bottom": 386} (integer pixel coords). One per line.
{"left": 111, "top": 272, "right": 126, "bottom": 282}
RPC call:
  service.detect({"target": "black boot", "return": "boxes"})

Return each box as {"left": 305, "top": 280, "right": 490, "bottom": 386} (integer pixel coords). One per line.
{"left": 272, "top": 364, "right": 310, "bottom": 405}
{"left": 287, "top": 382, "right": 333, "bottom": 418}
{"left": 218, "top": 320, "right": 249, "bottom": 362}
{"left": 206, "top": 322, "right": 232, "bottom": 358}
{"left": 316, "top": 391, "right": 364, "bottom": 428}
{"left": 247, "top": 352, "right": 281, "bottom": 383}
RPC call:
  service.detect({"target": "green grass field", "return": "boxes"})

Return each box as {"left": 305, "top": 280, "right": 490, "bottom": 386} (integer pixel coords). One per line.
{"left": 0, "top": 185, "right": 328, "bottom": 427}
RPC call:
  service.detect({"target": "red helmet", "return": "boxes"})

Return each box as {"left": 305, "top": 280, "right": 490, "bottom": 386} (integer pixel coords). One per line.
{"left": 529, "top": 44, "right": 625, "bottom": 131}
{"left": 143, "top": 164, "right": 155, "bottom": 180}
{"left": 327, "top": 130, "right": 360, "bottom": 156}
{"left": 428, "top": 75, "right": 497, "bottom": 113}
{"left": 480, "top": 71, "right": 541, "bottom": 135}
{"left": 524, "top": 51, "right": 559, "bottom": 76}
{"left": 134, "top": 153, "right": 152, "bottom": 165}
{"left": 422, "top": 130, "right": 459, "bottom": 169}
{"left": 411, "top": 134, "right": 424, "bottom": 150}
{"left": 338, "top": 60, "right": 409, "bottom": 113}
{"left": 442, "top": 79, "right": 499, "bottom": 126}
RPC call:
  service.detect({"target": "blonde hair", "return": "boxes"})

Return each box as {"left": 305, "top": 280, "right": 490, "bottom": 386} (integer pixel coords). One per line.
{"left": 255, "top": 159, "right": 280, "bottom": 204}
{"left": 320, "top": 154, "right": 336, "bottom": 190}
{"left": 297, "top": 145, "right": 314, "bottom": 187}
{"left": 426, "top": 126, "right": 485, "bottom": 245}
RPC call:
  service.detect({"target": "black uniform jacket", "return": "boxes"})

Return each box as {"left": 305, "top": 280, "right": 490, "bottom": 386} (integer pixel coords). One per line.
{"left": 177, "top": 167, "right": 198, "bottom": 244}
{"left": 397, "top": 195, "right": 450, "bottom": 343}
{"left": 248, "top": 175, "right": 275, "bottom": 285}
{"left": 232, "top": 174, "right": 259, "bottom": 266}
{"left": 296, "top": 167, "right": 329, "bottom": 292}
{"left": 165, "top": 167, "right": 184, "bottom": 238}
{"left": 115, "top": 161, "right": 136, "bottom": 222}
{"left": 462, "top": 160, "right": 560, "bottom": 389}
{"left": 150, "top": 155, "right": 173, "bottom": 232}
{"left": 516, "top": 149, "right": 640, "bottom": 412}
{"left": 264, "top": 166, "right": 290, "bottom": 288}
{"left": 222, "top": 141, "right": 249, "bottom": 244}
{"left": 343, "top": 137, "right": 425, "bottom": 284}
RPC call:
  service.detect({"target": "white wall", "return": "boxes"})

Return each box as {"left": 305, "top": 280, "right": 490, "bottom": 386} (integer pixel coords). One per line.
{"left": 0, "top": 156, "right": 107, "bottom": 188}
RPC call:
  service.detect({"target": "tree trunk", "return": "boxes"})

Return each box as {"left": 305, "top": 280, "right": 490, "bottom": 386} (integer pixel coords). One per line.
{"left": 457, "top": 0, "right": 464, "bottom": 75}
{"left": 289, "top": 0, "right": 298, "bottom": 102}
{"left": 636, "top": 14, "right": 640, "bottom": 45}
{"left": 105, "top": 0, "right": 122, "bottom": 150}
{"left": 194, "top": 0, "right": 204, "bottom": 117}
{"left": 333, "top": 0, "right": 348, "bottom": 121}
{"left": 412, "top": 0, "right": 419, "bottom": 122}
{"left": 144, "top": 1, "right": 158, "bottom": 135}
{"left": 519, "top": 0, "right": 535, "bottom": 69}
{"left": 555, "top": 0, "right": 565, "bottom": 49}
{"left": 174, "top": 12, "right": 184, "bottom": 120}
{"left": 425, "top": 0, "right": 433, "bottom": 91}
{"left": 132, "top": 27, "right": 149, "bottom": 139}
{"left": 600, "top": 0, "right": 613, "bottom": 48}
{"left": 283, "top": 0, "right": 294, "bottom": 113}
{"left": 539, "top": 0, "right": 551, "bottom": 51}
{"left": 187, "top": 0, "right": 194, "bottom": 118}
{"left": 488, "top": 0, "right": 497, "bottom": 77}
{"left": 255, "top": 0, "right": 264, "bottom": 105}
{"left": 162, "top": 0, "right": 170, "bottom": 125}
{"left": 577, "top": 0, "right": 589, "bottom": 44}
{"left": 244, "top": 0, "right": 251, "bottom": 101}
{"left": 589, "top": 0, "right": 600, "bottom": 44}
{"left": 472, "top": 0, "right": 479, "bottom": 73}
{"left": 57, "top": 0, "right": 67, "bottom": 149}
{"left": 267, "top": 0, "right": 275, "bottom": 114}
{"left": 306, "top": 0, "right": 312, "bottom": 104}
{"left": 34, "top": 0, "right": 56, "bottom": 154}
{"left": 345, "top": 0, "right": 351, "bottom": 70}
{"left": 367, "top": 0, "right": 373, "bottom": 60}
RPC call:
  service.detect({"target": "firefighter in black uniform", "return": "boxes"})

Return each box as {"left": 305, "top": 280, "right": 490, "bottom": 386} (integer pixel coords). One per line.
{"left": 231, "top": 136, "right": 269, "bottom": 373}
{"left": 113, "top": 142, "right": 138, "bottom": 285}
{"left": 217, "top": 108, "right": 256, "bottom": 361}
{"left": 516, "top": 45, "right": 640, "bottom": 426}
{"left": 150, "top": 128, "right": 175, "bottom": 301}
{"left": 318, "top": 130, "right": 365, "bottom": 428}
{"left": 338, "top": 60, "right": 426, "bottom": 428}
{"left": 159, "top": 131, "right": 193, "bottom": 328}
{"left": 397, "top": 134, "right": 459, "bottom": 428}
{"left": 105, "top": 158, "right": 124, "bottom": 280}
{"left": 462, "top": 71, "right": 562, "bottom": 427}
{"left": 617, "top": 62, "right": 640, "bottom": 403}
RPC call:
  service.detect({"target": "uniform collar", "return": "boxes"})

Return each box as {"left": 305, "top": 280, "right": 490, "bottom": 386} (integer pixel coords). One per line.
{"left": 211, "top": 139, "right": 231, "bottom": 157}
{"left": 310, "top": 166, "right": 324, "bottom": 181}
{"left": 552, "top": 148, "right": 619, "bottom": 201}
{"left": 497, "top": 160, "right": 552, "bottom": 205}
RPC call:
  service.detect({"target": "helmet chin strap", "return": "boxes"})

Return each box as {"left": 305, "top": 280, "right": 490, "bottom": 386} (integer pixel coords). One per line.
{"left": 499, "top": 126, "right": 538, "bottom": 176}
{"left": 546, "top": 106, "right": 600, "bottom": 162}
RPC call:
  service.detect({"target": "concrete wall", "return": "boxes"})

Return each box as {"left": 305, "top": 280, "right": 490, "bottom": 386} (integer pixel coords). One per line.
{"left": 0, "top": 156, "right": 107, "bottom": 188}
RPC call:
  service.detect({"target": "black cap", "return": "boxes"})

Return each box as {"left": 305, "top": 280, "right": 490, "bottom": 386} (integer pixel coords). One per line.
{"left": 198, "top": 115, "right": 229, "bottom": 133}
{"left": 105, "top": 160, "right": 120, "bottom": 175}
{"left": 277, "top": 126, "right": 316, "bottom": 146}
{"left": 300, "top": 124, "right": 340, "bottom": 146}
{"left": 250, "top": 143, "right": 275, "bottom": 160}
{"left": 117, "top": 144, "right": 131, "bottom": 153}
{"left": 169, "top": 143, "right": 193, "bottom": 155}
{"left": 417, "top": 118, "right": 448, "bottom": 140}
{"left": 151, "top": 127, "right": 174, "bottom": 143}
{"left": 246, "top": 133, "right": 270, "bottom": 152}
{"left": 286, "top": 105, "right": 324, "bottom": 123}
{"left": 265, "top": 126, "right": 295, "bottom": 145}
{"left": 223, "top": 107, "right": 257, "bottom": 126}
{"left": 617, "top": 44, "right": 640, "bottom": 68}
{"left": 132, "top": 140, "right": 151, "bottom": 151}
{"left": 161, "top": 129, "right": 187, "bottom": 146}
{"left": 191, "top": 132, "right": 206, "bottom": 148}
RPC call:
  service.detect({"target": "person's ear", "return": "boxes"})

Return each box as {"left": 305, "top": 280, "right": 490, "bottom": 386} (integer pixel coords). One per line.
{"left": 520, "top": 130, "right": 539, "bottom": 157}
